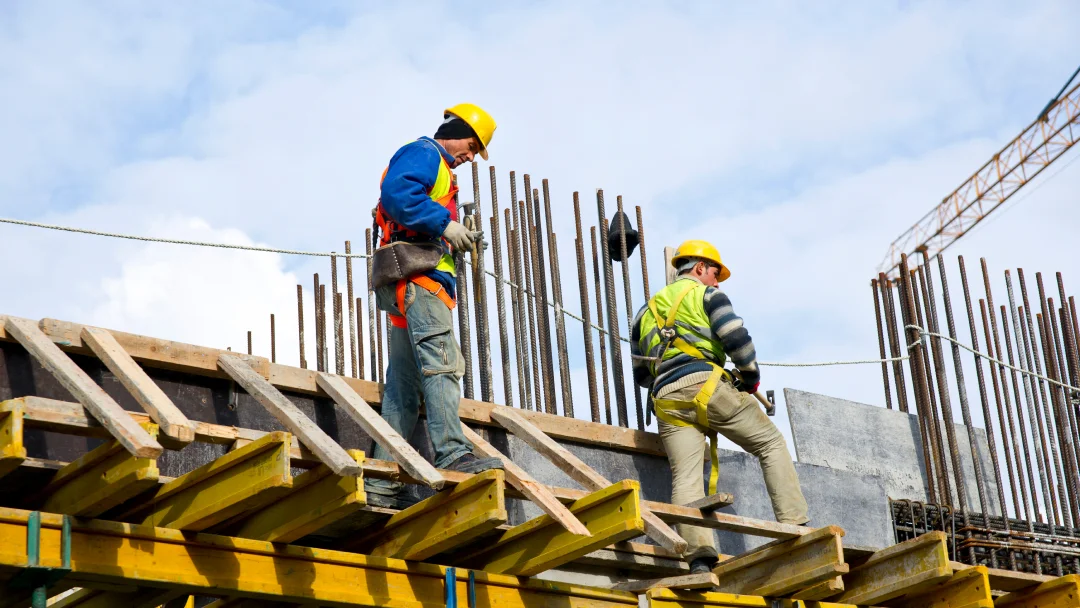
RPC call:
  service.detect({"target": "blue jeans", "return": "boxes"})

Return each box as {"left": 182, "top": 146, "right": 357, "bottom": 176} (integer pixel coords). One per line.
{"left": 365, "top": 281, "right": 472, "bottom": 496}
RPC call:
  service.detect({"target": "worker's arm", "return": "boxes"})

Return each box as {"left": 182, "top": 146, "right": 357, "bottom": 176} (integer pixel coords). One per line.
{"left": 629, "top": 304, "right": 653, "bottom": 389}
{"left": 380, "top": 140, "right": 452, "bottom": 237}
{"left": 703, "top": 287, "right": 760, "bottom": 390}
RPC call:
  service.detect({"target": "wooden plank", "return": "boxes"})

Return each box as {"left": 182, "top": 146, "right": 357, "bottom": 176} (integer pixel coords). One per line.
{"left": 490, "top": 406, "right": 688, "bottom": 554}
{"left": 81, "top": 326, "right": 196, "bottom": 443}
{"left": 576, "top": 547, "right": 689, "bottom": 576}
{"left": 789, "top": 576, "right": 844, "bottom": 600}
{"left": 995, "top": 574, "right": 1080, "bottom": 608}
{"left": 463, "top": 480, "right": 647, "bottom": 577}
{"left": 611, "top": 573, "right": 718, "bottom": 593}
{"left": 0, "top": 400, "right": 26, "bottom": 480}
{"left": 0, "top": 507, "right": 641, "bottom": 608}
{"left": 314, "top": 371, "right": 442, "bottom": 489}
{"left": 40, "top": 423, "right": 160, "bottom": 517}
{"left": 18, "top": 317, "right": 667, "bottom": 457}
{"left": 712, "top": 525, "right": 848, "bottom": 596}
{"left": 891, "top": 565, "right": 993, "bottom": 608}
{"left": 684, "top": 492, "right": 734, "bottom": 511}
{"left": 462, "top": 423, "right": 591, "bottom": 537}
{"left": 343, "top": 469, "right": 507, "bottom": 561}
{"left": 3, "top": 317, "right": 162, "bottom": 459}
{"left": 119, "top": 431, "right": 293, "bottom": 531}
{"left": 232, "top": 449, "right": 366, "bottom": 543}
{"left": 218, "top": 354, "right": 359, "bottom": 477}
{"left": 835, "top": 531, "right": 953, "bottom": 606}
{"left": 951, "top": 561, "right": 1055, "bottom": 593}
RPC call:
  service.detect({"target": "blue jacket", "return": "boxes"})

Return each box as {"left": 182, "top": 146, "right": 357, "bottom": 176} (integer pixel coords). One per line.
{"left": 380, "top": 136, "right": 457, "bottom": 298}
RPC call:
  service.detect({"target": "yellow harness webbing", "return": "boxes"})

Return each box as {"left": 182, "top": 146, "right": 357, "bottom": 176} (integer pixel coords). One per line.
{"left": 647, "top": 281, "right": 730, "bottom": 495}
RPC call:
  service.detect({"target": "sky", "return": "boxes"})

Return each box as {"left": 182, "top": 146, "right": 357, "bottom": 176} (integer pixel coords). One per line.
{"left": 2, "top": 1, "right": 1080, "bottom": 457}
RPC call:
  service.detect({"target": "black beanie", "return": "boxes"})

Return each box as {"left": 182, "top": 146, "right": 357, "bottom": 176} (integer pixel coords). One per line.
{"left": 434, "top": 115, "right": 478, "bottom": 141}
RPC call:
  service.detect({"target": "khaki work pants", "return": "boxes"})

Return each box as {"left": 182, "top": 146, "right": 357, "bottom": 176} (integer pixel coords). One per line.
{"left": 657, "top": 378, "right": 809, "bottom": 561}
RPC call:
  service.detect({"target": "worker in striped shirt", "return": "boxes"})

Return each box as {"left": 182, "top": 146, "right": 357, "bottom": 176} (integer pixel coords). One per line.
{"left": 631, "top": 239, "right": 809, "bottom": 574}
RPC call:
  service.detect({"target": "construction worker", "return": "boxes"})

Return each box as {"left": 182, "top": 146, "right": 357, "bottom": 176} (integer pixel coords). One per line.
{"left": 365, "top": 104, "right": 503, "bottom": 509}
{"left": 630, "top": 240, "right": 809, "bottom": 573}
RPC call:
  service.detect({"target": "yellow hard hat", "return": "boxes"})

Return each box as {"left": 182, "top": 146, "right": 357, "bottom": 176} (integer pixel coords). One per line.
{"left": 671, "top": 239, "right": 731, "bottom": 282}
{"left": 445, "top": 103, "right": 496, "bottom": 160}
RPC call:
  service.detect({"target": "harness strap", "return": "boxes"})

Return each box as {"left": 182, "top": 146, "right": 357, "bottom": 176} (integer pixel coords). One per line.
{"left": 652, "top": 365, "right": 729, "bottom": 495}
{"left": 646, "top": 281, "right": 701, "bottom": 376}
{"left": 388, "top": 276, "right": 457, "bottom": 328}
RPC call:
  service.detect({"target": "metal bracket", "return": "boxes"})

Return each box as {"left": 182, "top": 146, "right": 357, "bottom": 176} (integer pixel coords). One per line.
{"left": 5, "top": 512, "right": 72, "bottom": 608}
{"left": 445, "top": 567, "right": 457, "bottom": 608}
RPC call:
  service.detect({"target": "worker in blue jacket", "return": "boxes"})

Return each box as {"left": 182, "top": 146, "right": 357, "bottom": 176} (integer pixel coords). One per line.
{"left": 365, "top": 104, "right": 503, "bottom": 508}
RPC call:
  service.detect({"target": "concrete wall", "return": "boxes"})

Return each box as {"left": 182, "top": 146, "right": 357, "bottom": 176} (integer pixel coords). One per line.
{"left": 786, "top": 388, "right": 1001, "bottom": 516}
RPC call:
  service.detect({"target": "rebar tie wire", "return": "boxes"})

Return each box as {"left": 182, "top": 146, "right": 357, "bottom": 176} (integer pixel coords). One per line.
{"left": 18, "top": 215, "right": 1071, "bottom": 373}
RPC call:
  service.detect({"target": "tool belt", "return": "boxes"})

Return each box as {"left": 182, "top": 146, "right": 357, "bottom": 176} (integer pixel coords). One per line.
{"left": 652, "top": 365, "right": 731, "bottom": 496}
{"left": 370, "top": 241, "right": 444, "bottom": 290}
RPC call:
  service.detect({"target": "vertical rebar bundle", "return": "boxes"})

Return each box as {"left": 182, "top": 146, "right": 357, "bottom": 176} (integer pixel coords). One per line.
{"left": 346, "top": 241, "right": 357, "bottom": 378}
{"left": 297, "top": 285, "right": 307, "bottom": 370}
{"left": 597, "top": 191, "right": 629, "bottom": 428}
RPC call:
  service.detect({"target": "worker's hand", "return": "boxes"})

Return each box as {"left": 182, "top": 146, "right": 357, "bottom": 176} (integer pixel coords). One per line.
{"left": 737, "top": 369, "right": 760, "bottom": 394}
{"left": 442, "top": 220, "right": 483, "bottom": 251}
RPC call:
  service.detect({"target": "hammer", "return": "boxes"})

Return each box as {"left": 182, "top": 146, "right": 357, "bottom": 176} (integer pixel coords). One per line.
{"left": 729, "top": 369, "right": 777, "bottom": 416}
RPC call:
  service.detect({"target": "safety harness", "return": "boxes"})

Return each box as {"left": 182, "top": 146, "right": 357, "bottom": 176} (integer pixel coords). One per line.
{"left": 646, "top": 280, "right": 731, "bottom": 495}
{"left": 374, "top": 141, "right": 459, "bottom": 327}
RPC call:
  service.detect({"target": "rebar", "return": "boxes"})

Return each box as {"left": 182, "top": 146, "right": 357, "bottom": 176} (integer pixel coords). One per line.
{"left": 636, "top": 205, "right": 653, "bottom": 428}
{"left": 617, "top": 196, "right": 644, "bottom": 430}
{"left": 507, "top": 219, "right": 529, "bottom": 410}
{"left": 346, "top": 240, "right": 357, "bottom": 378}
{"left": 1036, "top": 275, "right": 1074, "bottom": 527}
{"left": 332, "top": 253, "right": 344, "bottom": 376}
{"left": 881, "top": 276, "right": 910, "bottom": 413}
{"left": 598, "top": 193, "right": 629, "bottom": 428}
{"left": 895, "top": 271, "right": 937, "bottom": 502}
{"left": 472, "top": 162, "right": 493, "bottom": 404}
{"left": 356, "top": 297, "right": 365, "bottom": 380}
{"left": 509, "top": 173, "right": 536, "bottom": 411}
{"left": 366, "top": 229, "right": 377, "bottom": 381}
{"left": 1000, "top": 302, "right": 1041, "bottom": 526}
{"left": 1056, "top": 304, "right": 1080, "bottom": 494}
{"left": 1039, "top": 307, "right": 1078, "bottom": 528}
{"left": 247, "top": 330, "right": 252, "bottom": 356}
{"left": 527, "top": 179, "right": 557, "bottom": 415}
{"left": 543, "top": 180, "right": 573, "bottom": 417}
{"left": 520, "top": 200, "right": 542, "bottom": 413}
{"left": 375, "top": 288, "right": 383, "bottom": 384}
{"left": 321, "top": 284, "right": 330, "bottom": 375}
{"left": 489, "top": 167, "right": 513, "bottom": 408}
{"left": 592, "top": 226, "right": 614, "bottom": 426}
{"left": 456, "top": 237, "right": 474, "bottom": 399}
{"left": 575, "top": 195, "right": 600, "bottom": 423}
{"left": 314, "top": 273, "right": 324, "bottom": 372}
{"left": 914, "top": 263, "right": 953, "bottom": 506}
{"left": 297, "top": 285, "right": 307, "bottom": 370}
{"left": 872, "top": 278, "right": 894, "bottom": 410}
{"left": 1018, "top": 270, "right": 1061, "bottom": 527}
{"left": 1048, "top": 302, "right": 1080, "bottom": 573}
{"left": 270, "top": 314, "right": 276, "bottom": 364}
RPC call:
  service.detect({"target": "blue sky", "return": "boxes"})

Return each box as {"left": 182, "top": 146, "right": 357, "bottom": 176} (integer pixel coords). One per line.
{"left": 2, "top": 1, "right": 1080, "bottom": 445}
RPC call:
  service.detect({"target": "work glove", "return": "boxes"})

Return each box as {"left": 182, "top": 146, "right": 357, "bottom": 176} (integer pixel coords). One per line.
{"left": 736, "top": 368, "right": 760, "bottom": 394}
{"left": 442, "top": 220, "right": 483, "bottom": 251}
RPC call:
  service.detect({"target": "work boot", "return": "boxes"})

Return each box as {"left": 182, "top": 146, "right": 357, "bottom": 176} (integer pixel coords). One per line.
{"left": 445, "top": 452, "right": 503, "bottom": 474}
{"left": 689, "top": 557, "right": 718, "bottom": 575}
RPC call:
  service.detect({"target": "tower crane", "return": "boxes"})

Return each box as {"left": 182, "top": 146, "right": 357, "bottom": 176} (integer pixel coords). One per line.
{"left": 879, "top": 74, "right": 1080, "bottom": 278}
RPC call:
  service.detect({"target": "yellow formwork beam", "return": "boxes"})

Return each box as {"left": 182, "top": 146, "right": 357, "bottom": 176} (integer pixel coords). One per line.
{"left": 41, "top": 423, "right": 160, "bottom": 517}
{"left": 712, "top": 525, "right": 848, "bottom": 597}
{"left": 646, "top": 588, "right": 858, "bottom": 607}
{"left": 50, "top": 588, "right": 191, "bottom": 608}
{"left": 0, "top": 507, "right": 638, "bottom": 608}
{"left": 835, "top": 531, "right": 952, "bottom": 606}
{"left": 118, "top": 431, "right": 293, "bottom": 531}
{"left": 232, "top": 449, "right": 366, "bottom": 544}
{"left": 463, "top": 479, "right": 646, "bottom": 576}
{"left": 891, "top": 565, "right": 993, "bottom": 608}
{"left": 996, "top": 574, "right": 1080, "bottom": 608}
{"left": 0, "top": 399, "right": 27, "bottom": 479}
{"left": 345, "top": 468, "right": 506, "bottom": 561}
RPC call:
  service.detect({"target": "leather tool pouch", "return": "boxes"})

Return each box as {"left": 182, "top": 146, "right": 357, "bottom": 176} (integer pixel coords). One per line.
{"left": 371, "top": 241, "right": 443, "bottom": 289}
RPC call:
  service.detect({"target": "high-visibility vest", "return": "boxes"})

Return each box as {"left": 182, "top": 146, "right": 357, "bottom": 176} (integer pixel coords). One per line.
{"left": 374, "top": 140, "right": 459, "bottom": 326}
{"left": 637, "top": 278, "right": 731, "bottom": 495}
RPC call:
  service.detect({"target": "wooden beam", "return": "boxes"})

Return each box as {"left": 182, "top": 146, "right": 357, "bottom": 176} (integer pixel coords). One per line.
{"left": 611, "top": 573, "right": 718, "bottom": 593}
{"left": 835, "top": 531, "right": 952, "bottom": 606}
{"left": 646, "top": 588, "right": 861, "bottom": 607}
{"left": 684, "top": 493, "right": 734, "bottom": 511}
{"left": 81, "top": 326, "right": 196, "bottom": 444}
{"left": 789, "top": 576, "right": 844, "bottom": 600}
{"left": 217, "top": 354, "right": 359, "bottom": 477}
{"left": 462, "top": 480, "right": 646, "bottom": 577}
{"left": 20, "top": 317, "right": 667, "bottom": 457}
{"left": 0, "top": 507, "right": 640, "bottom": 608}
{"left": 711, "top": 525, "right": 848, "bottom": 597}
{"left": 314, "top": 371, "right": 443, "bottom": 489}
{"left": 575, "top": 543, "right": 690, "bottom": 576}
{"left": 891, "top": 565, "right": 993, "bottom": 608}
{"left": 119, "top": 431, "right": 293, "bottom": 531}
{"left": 995, "top": 574, "right": 1080, "bottom": 608}
{"left": 3, "top": 317, "right": 162, "bottom": 459}
{"left": 462, "top": 423, "right": 590, "bottom": 537}
{"left": 343, "top": 469, "right": 507, "bottom": 561}
{"left": 489, "top": 406, "right": 688, "bottom": 554}
{"left": 39, "top": 423, "right": 160, "bottom": 517}
{"left": 231, "top": 449, "right": 366, "bottom": 543}
{"left": 0, "top": 400, "right": 26, "bottom": 480}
